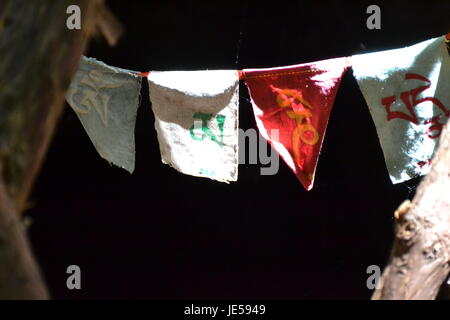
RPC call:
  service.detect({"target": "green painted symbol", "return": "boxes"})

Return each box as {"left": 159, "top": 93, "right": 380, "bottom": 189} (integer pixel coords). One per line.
{"left": 189, "top": 112, "right": 226, "bottom": 147}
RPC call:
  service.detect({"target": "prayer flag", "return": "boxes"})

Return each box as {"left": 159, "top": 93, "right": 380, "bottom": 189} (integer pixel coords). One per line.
{"left": 66, "top": 56, "right": 142, "bottom": 173}
{"left": 352, "top": 36, "right": 450, "bottom": 183}
{"left": 243, "top": 58, "right": 349, "bottom": 190}
{"left": 148, "top": 70, "right": 239, "bottom": 183}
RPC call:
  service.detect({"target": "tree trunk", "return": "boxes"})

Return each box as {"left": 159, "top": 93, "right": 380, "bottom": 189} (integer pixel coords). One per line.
{"left": 0, "top": 0, "right": 102, "bottom": 300}
{"left": 372, "top": 121, "right": 450, "bottom": 300}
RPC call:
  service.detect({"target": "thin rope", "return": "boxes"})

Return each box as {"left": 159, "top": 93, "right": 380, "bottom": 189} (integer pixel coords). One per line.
{"left": 235, "top": 1, "right": 248, "bottom": 67}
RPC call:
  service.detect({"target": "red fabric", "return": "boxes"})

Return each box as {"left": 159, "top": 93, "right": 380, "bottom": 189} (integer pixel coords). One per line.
{"left": 243, "top": 57, "right": 349, "bottom": 190}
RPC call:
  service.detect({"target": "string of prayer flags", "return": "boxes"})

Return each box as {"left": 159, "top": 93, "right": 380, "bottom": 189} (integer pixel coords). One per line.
{"left": 351, "top": 36, "right": 450, "bottom": 183}
{"left": 66, "top": 34, "right": 450, "bottom": 188}
{"left": 66, "top": 56, "right": 142, "bottom": 173}
{"left": 147, "top": 70, "right": 239, "bottom": 183}
{"left": 242, "top": 57, "right": 350, "bottom": 190}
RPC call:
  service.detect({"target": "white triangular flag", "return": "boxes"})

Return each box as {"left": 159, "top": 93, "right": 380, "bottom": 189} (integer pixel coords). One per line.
{"left": 352, "top": 36, "right": 450, "bottom": 183}
{"left": 66, "top": 57, "right": 142, "bottom": 173}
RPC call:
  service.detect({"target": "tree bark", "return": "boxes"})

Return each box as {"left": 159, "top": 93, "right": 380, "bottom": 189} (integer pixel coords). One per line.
{"left": 0, "top": 0, "right": 102, "bottom": 299}
{"left": 372, "top": 122, "right": 450, "bottom": 300}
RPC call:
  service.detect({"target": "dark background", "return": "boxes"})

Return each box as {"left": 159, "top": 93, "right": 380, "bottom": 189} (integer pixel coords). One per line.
{"left": 27, "top": 0, "right": 450, "bottom": 299}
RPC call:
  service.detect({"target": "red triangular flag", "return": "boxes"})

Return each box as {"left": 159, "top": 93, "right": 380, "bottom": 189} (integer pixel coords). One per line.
{"left": 243, "top": 57, "right": 350, "bottom": 190}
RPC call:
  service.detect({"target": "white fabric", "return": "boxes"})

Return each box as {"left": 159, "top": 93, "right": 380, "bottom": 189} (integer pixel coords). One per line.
{"left": 351, "top": 36, "right": 450, "bottom": 183}
{"left": 66, "top": 56, "right": 142, "bottom": 173}
{"left": 148, "top": 70, "right": 239, "bottom": 183}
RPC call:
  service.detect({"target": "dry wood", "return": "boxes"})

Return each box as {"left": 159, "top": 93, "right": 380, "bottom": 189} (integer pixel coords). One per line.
{"left": 0, "top": 0, "right": 111, "bottom": 299}
{"left": 372, "top": 121, "right": 450, "bottom": 300}
{"left": 96, "top": 5, "right": 124, "bottom": 47}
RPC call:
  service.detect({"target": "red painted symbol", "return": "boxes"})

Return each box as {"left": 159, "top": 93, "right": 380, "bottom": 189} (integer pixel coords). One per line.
{"left": 381, "top": 73, "right": 449, "bottom": 139}
{"left": 417, "top": 159, "right": 432, "bottom": 169}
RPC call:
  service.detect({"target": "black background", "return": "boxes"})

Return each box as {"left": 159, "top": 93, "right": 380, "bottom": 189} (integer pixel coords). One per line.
{"left": 27, "top": 0, "right": 450, "bottom": 299}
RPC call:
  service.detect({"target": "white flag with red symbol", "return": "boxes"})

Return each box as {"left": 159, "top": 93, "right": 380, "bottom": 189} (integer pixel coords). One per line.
{"left": 351, "top": 36, "right": 450, "bottom": 183}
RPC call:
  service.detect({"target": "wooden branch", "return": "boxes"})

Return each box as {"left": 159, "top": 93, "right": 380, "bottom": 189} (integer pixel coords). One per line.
{"left": 0, "top": 0, "right": 106, "bottom": 299}
{"left": 96, "top": 4, "right": 124, "bottom": 47}
{"left": 0, "top": 177, "right": 49, "bottom": 299}
{"left": 372, "top": 122, "right": 450, "bottom": 300}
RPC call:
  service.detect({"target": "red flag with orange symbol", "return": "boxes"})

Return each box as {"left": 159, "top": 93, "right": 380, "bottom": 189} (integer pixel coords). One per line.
{"left": 242, "top": 57, "right": 350, "bottom": 190}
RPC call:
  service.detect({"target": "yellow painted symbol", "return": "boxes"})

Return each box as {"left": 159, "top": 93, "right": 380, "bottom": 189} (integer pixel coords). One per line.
{"left": 270, "top": 86, "right": 319, "bottom": 167}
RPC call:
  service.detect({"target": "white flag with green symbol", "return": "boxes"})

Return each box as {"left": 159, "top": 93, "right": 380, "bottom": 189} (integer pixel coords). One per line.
{"left": 148, "top": 70, "right": 239, "bottom": 183}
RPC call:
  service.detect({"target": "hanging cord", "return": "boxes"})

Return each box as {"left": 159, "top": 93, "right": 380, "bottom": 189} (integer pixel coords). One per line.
{"left": 446, "top": 33, "right": 450, "bottom": 52}
{"left": 235, "top": 1, "right": 248, "bottom": 68}
{"left": 135, "top": 70, "right": 247, "bottom": 81}
{"left": 133, "top": 30, "right": 447, "bottom": 79}
{"left": 136, "top": 71, "right": 149, "bottom": 77}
